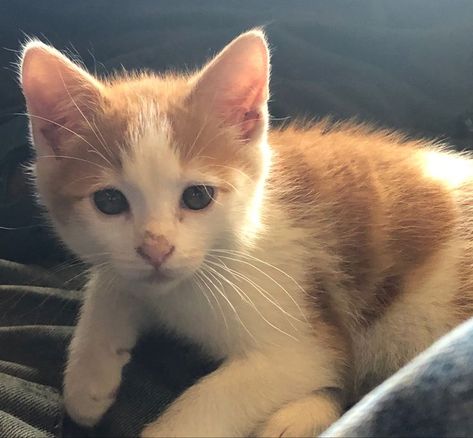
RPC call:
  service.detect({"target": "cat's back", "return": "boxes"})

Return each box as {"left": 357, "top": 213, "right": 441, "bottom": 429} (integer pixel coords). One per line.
{"left": 268, "top": 121, "right": 472, "bottom": 270}
{"left": 269, "top": 121, "right": 473, "bottom": 265}
{"left": 268, "top": 121, "right": 473, "bottom": 392}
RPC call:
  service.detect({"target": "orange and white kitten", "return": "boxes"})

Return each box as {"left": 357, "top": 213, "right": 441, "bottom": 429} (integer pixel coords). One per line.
{"left": 20, "top": 30, "right": 473, "bottom": 437}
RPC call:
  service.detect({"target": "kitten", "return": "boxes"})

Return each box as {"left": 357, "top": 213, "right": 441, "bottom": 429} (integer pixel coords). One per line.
{"left": 19, "top": 30, "right": 473, "bottom": 437}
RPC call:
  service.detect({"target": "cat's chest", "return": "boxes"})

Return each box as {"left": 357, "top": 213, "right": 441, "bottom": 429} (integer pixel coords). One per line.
{"left": 146, "top": 280, "right": 256, "bottom": 359}
{"left": 143, "top": 257, "right": 311, "bottom": 359}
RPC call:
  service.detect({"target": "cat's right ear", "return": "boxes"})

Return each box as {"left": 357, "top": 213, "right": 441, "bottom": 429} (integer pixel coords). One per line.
{"left": 190, "top": 30, "right": 270, "bottom": 144}
{"left": 20, "top": 40, "right": 104, "bottom": 156}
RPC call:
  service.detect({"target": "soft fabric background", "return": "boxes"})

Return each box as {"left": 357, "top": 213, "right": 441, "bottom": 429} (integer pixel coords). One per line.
{"left": 2, "top": 1, "right": 473, "bottom": 141}
{"left": 1, "top": 1, "right": 473, "bottom": 436}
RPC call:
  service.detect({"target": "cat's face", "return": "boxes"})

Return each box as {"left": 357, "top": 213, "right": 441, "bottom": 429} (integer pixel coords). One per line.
{"left": 20, "top": 31, "right": 270, "bottom": 289}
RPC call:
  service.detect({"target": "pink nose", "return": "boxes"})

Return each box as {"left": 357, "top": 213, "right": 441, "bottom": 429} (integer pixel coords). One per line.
{"left": 136, "top": 234, "right": 174, "bottom": 269}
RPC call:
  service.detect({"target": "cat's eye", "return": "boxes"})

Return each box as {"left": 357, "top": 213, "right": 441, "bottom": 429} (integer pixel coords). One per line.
{"left": 93, "top": 188, "right": 129, "bottom": 215}
{"left": 181, "top": 185, "right": 215, "bottom": 210}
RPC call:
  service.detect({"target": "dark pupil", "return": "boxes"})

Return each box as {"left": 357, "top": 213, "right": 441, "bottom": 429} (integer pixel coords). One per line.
{"left": 182, "top": 185, "right": 214, "bottom": 210}
{"left": 93, "top": 189, "right": 129, "bottom": 215}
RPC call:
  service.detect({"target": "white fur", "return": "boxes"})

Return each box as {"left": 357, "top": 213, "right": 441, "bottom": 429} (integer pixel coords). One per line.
{"left": 421, "top": 149, "right": 473, "bottom": 189}
{"left": 63, "top": 131, "right": 473, "bottom": 436}
{"left": 352, "top": 239, "right": 463, "bottom": 394}
{"left": 23, "top": 33, "right": 473, "bottom": 438}
{"left": 257, "top": 394, "right": 341, "bottom": 437}
{"left": 49, "top": 88, "right": 340, "bottom": 434}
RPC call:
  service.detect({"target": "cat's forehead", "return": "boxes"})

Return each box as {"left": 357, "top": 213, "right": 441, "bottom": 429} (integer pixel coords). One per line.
{"left": 104, "top": 87, "right": 252, "bottom": 184}
{"left": 121, "top": 106, "right": 183, "bottom": 188}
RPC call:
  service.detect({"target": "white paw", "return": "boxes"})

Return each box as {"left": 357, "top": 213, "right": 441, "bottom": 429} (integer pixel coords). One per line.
{"left": 257, "top": 396, "right": 340, "bottom": 438}
{"left": 63, "top": 347, "right": 131, "bottom": 427}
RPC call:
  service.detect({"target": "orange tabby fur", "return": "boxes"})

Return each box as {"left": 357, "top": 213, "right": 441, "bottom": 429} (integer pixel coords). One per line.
{"left": 21, "top": 31, "right": 473, "bottom": 437}
{"left": 35, "top": 63, "right": 472, "bottom": 385}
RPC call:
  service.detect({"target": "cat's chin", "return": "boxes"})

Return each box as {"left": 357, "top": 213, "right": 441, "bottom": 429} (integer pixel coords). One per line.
{"left": 130, "top": 268, "right": 188, "bottom": 290}
{"left": 104, "top": 265, "right": 173, "bottom": 286}
{"left": 144, "top": 270, "right": 175, "bottom": 284}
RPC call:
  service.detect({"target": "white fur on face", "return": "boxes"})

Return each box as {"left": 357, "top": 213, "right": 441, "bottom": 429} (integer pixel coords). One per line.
{"left": 60, "top": 108, "right": 260, "bottom": 290}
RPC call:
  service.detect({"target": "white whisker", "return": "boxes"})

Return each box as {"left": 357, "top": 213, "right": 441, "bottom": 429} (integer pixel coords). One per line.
{"left": 209, "top": 250, "right": 308, "bottom": 322}
{"left": 193, "top": 272, "right": 217, "bottom": 315}
{"left": 193, "top": 271, "right": 229, "bottom": 332}
{"left": 17, "top": 112, "right": 113, "bottom": 170}
{"left": 58, "top": 70, "right": 114, "bottom": 168}
{"left": 38, "top": 154, "right": 108, "bottom": 171}
{"left": 200, "top": 267, "right": 257, "bottom": 343}
{"left": 204, "top": 263, "right": 299, "bottom": 342}
{"left": 205, "top": 256, "right": 304, "bottom": 326}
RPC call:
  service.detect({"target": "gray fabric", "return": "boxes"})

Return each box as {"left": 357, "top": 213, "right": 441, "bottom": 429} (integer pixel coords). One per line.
{"left": 322, "top": 317, "right": 473, "bottom": 437}
{"left": 0, "top": 261, "right": 76, "bottom": 437}
{"left": 0, "top": 260, "right": 215, "bottom": 438}
{"left": 3, "top": 259, "right": 473, "bottom": 438}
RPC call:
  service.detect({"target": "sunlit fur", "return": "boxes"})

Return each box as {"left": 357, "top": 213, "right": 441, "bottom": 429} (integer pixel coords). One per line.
{"left": 20, "top": 31, "right": 473, "bottom": 437}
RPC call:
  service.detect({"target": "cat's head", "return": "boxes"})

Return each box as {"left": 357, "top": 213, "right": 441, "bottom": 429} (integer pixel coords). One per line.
{"left": 20, "top": 30, "right": 271, "bottom": 289}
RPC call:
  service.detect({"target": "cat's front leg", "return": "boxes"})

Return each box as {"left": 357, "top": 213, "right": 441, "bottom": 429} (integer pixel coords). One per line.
{"left": 141, "top": 341, "right": 343, "bottom": 438}
{"left": 64, "top": 274, "right": 142, "bottom": 427}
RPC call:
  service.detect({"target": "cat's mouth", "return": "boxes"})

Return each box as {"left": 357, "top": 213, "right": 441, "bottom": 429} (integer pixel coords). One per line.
{"left": 145, "top": 269, "right": 173, "bottom": 283}
{"left": 118, "top": 256, "right": 201, "bottom": 285}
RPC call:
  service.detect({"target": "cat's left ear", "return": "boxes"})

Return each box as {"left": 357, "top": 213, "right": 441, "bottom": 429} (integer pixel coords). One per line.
{"left": 20, "top": 40, "right": 104, "bottom": 156}
{"left": 191, "top": 29, "right": 270, "bottom": 143}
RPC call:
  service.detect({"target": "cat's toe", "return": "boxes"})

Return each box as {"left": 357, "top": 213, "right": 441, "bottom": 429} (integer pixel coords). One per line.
{"left": 257, "top": 395, "right": 340, "bottom": 437}
{"left": 63, "top": 360, "right": 123, "bottom": 427}
{"left": 258, "top": 415, "right": 318, "bottom": 438}
{"left": 64, "top": 382, "right": 118, "bottom": 427}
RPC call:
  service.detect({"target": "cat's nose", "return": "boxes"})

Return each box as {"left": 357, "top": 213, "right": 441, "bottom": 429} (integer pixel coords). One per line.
{"left": 136, "top": 233, "right": 174, "bottom": 269}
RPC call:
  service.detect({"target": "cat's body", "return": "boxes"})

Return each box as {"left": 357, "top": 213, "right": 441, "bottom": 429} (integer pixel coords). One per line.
{"left": 20, "top": 31, "right": 473, "bottom": 437}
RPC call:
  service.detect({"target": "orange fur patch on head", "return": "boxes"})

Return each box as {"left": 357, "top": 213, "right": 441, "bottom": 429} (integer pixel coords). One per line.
{"left": 23, "top": 32, "right": 270, "bottom": 225}
{"left": 167, "top": 101, "right": 262, "bottom": 191}
{"left": 33, "top": 68, "right": 265, "bottom": 225}
{"left": 32, "top": 71, "right": 192, "bottom": 221}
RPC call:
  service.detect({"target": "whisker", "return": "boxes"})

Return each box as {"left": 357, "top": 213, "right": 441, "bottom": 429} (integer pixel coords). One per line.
{"left": 58, "top": 70, "right": 114, "bottom": 167}
{"left": 0, "top": 224, "right": 42, "bottom": 231}
{"left": 193, "top": 271, "right": 230, "bottom": 332}
{"left": 204, "top": 262, "right": 252, "bottom": 306}
{"left": 200, "top": 267, "right": 257, "bottom": 342}
{"left": 63, "top": 174, "right": 103, "bottom": 190}
{"left": 185, "top": 115, "right": 210, "bottom": 160}
{"left": 15, "top": 112, "right": 112, "bottom": 169}
{"left": 205, "top": 256, "right": 303, "bottom": 326}
{"left": 204, "top": 263, "right": 299, "bottom": 341}
{"left": 91, "top": 116, "right": 115, "bottom": 162}
{"left": 203, "top": 164, "right": 253, "bottom": 183}
{"left": 212, "top": 248, "right": 310, "bottom": 300}
{"left": 193, "top": 272, "right": 217, "bottom": 315}
{"left": 38, "top": 154, "right": 108, "bottom": 171}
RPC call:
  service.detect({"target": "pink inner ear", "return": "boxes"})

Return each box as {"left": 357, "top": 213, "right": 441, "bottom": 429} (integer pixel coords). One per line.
{"left": 39, "top": 116, "right": 68, "bottom": 156}
{"left": 232, "top": 109, "right": 262, "bottom": 142}
{"left": 214, "top": 78, "right": 268, "bottom": 142}
{"left": 21, "top": 43, "right": 103, "bottom": 155}
{"left": 191, "top": 31, "right": 270, "bottom": 142}
{"left": 223, "top": 79, "right": 268, "bottom": 141}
